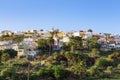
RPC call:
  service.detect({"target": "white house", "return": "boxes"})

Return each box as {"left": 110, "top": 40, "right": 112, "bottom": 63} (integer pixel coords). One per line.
{"left": 27, "top": 30, "right": 37, "bottom": 33}
{"left": 114, "top": 35, "right": 120, "bottom": 44}
{"left": 12, "top": 43, "right": 19, "bottom": 51}
{"left": 84, "top": 32, "right": 93, "bottom": 39}
{"left": 0, "top": 41, "right": 13, "bottom": 50}
{"left": 72, "top": 31, "right": 81, "bottom": 37}
{"left": 114, "top": 44, "right": 120, "bottom": 49}
{"left": 17, "top": 38, "right": 38, "bottom": 59}
{"left": 97, "top": 38, "right": 106, "bottom": 44}
{"left": 61, "top": 35, "right": 70, "bottom": 43}
{"left": 39, "top": 30, "right": 51, "bottom": 38}
{"left": 107, "top": 44, "right": 115, "bottom": 49}
{"left": 53, "top": 35, "right": 59, "bottom": 45}
{"left": 14, "top": 31, "right": 24, "bottom": 36}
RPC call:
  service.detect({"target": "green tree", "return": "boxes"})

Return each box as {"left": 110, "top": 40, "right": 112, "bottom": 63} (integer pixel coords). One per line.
{"left": 69, "top": 36, "right": 83, "bottom": 50}
{"left": 50, "top": 28, "right": 59, "bottom": 37}
{"left": 1, "top": 53, "right": 10, "bottom": 62}
{"left": 72, "top": 61, "right": 86, "bottom": 80}
{"left": 62, "top": 43, "right": 71, "bottom": 51}
{"left": 90, "top": 48, "right": 99, "bottom": 58}
{"left": 52, "top": 65, "right": 69, "bottom": 80}
{"left": 37, "top": 38, "right": 48, "bottom": 52}
{"left": 87, "top": 29, "right": 93, "bottom": 33}
{"left": 108, "top": 51, "right": 120, "bottom": 62}
{"left": 40, "top": 29, "right": 43, "bottom": 31}
{"left": 95, "top": 57, "right": 114, "bottom": 69}
{"left": 88, "top": 65, "right": 99, "bottom": 76}
{"left": 0, "top": 61, "right": 3, "bottom": 66}
{"left": 0, "top": 67, "right": 16, "bottom": 79}
{"left": 70, "top": 45, "right": 75, "bottom": 52}
{"left": 106, "top": 66, "right": 113, "bottom": 74}
{"left": 3, "top": 49, "right": 17, "bottom": 58}
{"left": 88, "top": 36, "right": 100, "bottom": 50}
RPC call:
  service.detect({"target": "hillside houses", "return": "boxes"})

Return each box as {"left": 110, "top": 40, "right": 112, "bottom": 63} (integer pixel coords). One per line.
{"left": 17, "top": 38, "right": 38, "bottom": 59}
{"left": 0, "top": 41, "right": 13, "bottom": 50}
{"left": 114, "top": 35, "right": 120, "bottom": 44}
{"left": 0, "top": 29, "right": 120, "bottom": 56}
{"left": 1, "top": 30, "right": 14, "bottom": 36}
{"left": 97, "top": 34, "right": 120, "bottom": 51}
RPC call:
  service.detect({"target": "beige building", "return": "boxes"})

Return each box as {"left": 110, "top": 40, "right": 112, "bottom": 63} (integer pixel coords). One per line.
{"left": 1, "top": 30, "right": 14, "bottom": 36}
{"left": 17, "top": 49, "right": 25, "bottom": 57}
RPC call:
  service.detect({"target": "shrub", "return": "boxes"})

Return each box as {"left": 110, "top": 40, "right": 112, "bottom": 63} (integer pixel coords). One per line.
{"left": 88, "top": 65, "right": 99, "bottom": 76}
{"left": 117, "top": 64, "right": 120, "bottom": 69}
{"left": 108, "top": 51, "right": 120, "bottom": 62}
{"left": 0, "top": 67, "right": 16, "bottom": 79}
{"left": 37, "top": 68, "right": 47, "bottom": 77}
{"left": 16, "top": 72, "right": 27, "bottom": 80}
{"left": 0, "top": 62, "right": 3, "bottom": 66}
{"left": 30, "top": 73, "right": 38, "bottom": 80}
{"left": 37, "top": 67, "right": 54, "bottom": 77}
{"left": 37, "top": 65, "right": 70, "bottom": 80}
{"left": 95, "top": 57, "right": 114, "bottom": 69}
{"left": 106, "top": 66, "right": 113, "bottom": 74}
{"left": 53, "top": 65, "right": 69, "bottom": 80}
{"left": 56, "top": 55, "right": 68, "bottom": 66}
{"left": 12, "top": 59, "right": 29, "bottom": 67}
{"left": 100, "top": 73, "right": 110, "bottom": 78}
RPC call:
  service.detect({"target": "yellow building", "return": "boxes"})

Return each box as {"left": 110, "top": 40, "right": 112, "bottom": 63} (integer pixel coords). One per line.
{"left": 56, "top": 32, "right": 66, "bottom": 37}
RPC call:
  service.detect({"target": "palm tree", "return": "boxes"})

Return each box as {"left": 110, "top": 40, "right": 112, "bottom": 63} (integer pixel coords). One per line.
{"left": 87, "top": 29, "right": 93, "bottom": 33}
{"left": 47, "top": 37, "right": 54, "bottom": 55}
{"left": 40, "top": 29, "right": 43, "bottom": 31}
{"left": 50, "top": 28, "right": 59, "bottom": 37}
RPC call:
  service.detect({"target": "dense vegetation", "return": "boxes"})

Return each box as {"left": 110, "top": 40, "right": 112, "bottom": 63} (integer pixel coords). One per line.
{"left": 0, "top": 32, "right": 120, "bottom": 80}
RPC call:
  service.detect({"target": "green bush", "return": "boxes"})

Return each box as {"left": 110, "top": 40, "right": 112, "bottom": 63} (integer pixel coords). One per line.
{"left": 88, "top": 65, "right": 99, "bottom": 76}
{"left": 37, "top": 67, "right": 54, "bottom": 77}
{"left": 95, "top": 57, "right": 114, "bottom": 69}
{"left": 37, "top": 65, "right": 70, "bottom": 80}
{"left": 12, "top": 59, "right": 29, "bottom": 67}
{"left": 99, "top": 73, "right": 110, "bottom": 78}
{"left": 0, "top": 67, "right": 16, "bottom": 79}
{"left": 16, "top": 72, "right": 27, "bottom": 80}
{"left": 117, "top": 64, "right": 120, "bottom": 69}
{"left": 0, "top": 62, "right": 3, "bottom": 66}
{"left": 53, "top": 65, "right": 65, "bottom": 79}
{"left": 106, "top": 66, "right": 114, "bottom": 74}
{"left": 37, "top": 68, "right": 47, "bottom": 77}
{"left": 30, "top": 73, "right": 38, "bottom": 80}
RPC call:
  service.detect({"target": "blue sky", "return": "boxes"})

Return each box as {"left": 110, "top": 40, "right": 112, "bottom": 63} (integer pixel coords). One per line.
{"left": 0, "top": 0, "right": 120, "bottom": 34}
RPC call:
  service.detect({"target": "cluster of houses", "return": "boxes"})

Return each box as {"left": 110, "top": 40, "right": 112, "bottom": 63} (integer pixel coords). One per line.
{"left": 0, "top": 29, "right": 120, "bottom": 59}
